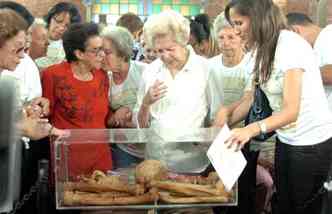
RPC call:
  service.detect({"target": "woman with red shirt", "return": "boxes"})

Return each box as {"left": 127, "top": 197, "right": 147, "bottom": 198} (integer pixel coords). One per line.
{"left": 42, "top": 23, "right": 112, "bottom": 179}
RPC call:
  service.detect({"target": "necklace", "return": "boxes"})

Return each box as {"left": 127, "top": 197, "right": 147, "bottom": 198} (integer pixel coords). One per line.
{"left": 222, "top": 52, "right": 244, "bottom": 67}
{"left": 71, "top": 63, "right": 93, "bottom": 81}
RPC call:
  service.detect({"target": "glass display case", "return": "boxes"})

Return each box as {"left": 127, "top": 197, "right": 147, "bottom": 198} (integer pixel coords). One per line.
{"left": 54, "top": 127, "right": 238, "bottom": 211}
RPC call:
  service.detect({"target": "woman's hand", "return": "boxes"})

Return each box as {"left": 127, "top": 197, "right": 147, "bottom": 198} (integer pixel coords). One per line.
{"left": 29, "top": 97, "right": 50, "bottom": 117}
{"left": 143, "top": 80, "right": 167, "bottom": 107}
{"left": 19, "top": 109, "right": 69, "bottom": 140}
{"left": 24, "top": 104, "right": 43, "bottom": 119}
{"left": 225, "top": 127, "right": 255, "bottom": 151}
{"left": 213, "top": 107, "right": 230, "bottom": 127}
{"left": 109, "top": 107, "right": 132, "bottom": 128}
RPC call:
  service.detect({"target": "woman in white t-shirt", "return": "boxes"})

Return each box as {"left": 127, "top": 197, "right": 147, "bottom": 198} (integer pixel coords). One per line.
{"left": 212, "top": 12, "right": 274, "bottom": 214}
{"left": 224, "top": 0, "right": 332, "bottom": 213}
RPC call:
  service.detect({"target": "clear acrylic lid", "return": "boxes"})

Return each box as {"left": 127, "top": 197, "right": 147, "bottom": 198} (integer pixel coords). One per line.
{"left": 55, "top": 127, "right": 221, "bottom": 174}
{"left": 54, "top": 127, "right": 238, "bottom": 210}
{"left": 55, "top": 127, "right": 221, "bottom": 145}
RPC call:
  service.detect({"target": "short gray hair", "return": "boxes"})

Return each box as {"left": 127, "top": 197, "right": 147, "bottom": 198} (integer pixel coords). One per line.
{"left": 213, "top": 12, "right": 231, "bottom": 36}
{"left": 101, "top": 25, "right": 134, "bottom": 62}
{"left": 143, "top": 10, "right": 190, "bottom": 48}
{"left": 31, "top": 18, "right": 47, "bottom": 28}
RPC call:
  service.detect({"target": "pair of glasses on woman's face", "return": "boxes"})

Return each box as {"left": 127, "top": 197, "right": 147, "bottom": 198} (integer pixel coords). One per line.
{"left": 52, "top": 15, "right": 70, "bottom": 30}
{"left": 85, "top": 47, "right": 112, "bottom": 56}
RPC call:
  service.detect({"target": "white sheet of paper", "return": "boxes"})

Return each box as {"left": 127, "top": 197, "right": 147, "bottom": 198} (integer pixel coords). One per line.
{"left": 207, "top": 124, "right": 247, "bottom": 191}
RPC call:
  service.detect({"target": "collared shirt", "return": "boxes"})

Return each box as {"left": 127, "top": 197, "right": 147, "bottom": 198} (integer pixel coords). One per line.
{"left": 2, "top": 54, "right": 42, "bottom": 106}
{"left": 134, "top": 46, "right": 223, "bottom": 173}
{"left": 134, "top": 46, "right": 223, "bottom": 129}
{"left": 35, "top": 39, "right": 65, "bottom": 69}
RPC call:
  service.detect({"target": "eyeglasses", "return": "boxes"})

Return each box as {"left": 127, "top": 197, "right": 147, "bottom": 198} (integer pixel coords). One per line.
{"left": 85, "top": 47, "right": 105, "bottom": 57}
{"left": 103, "top": 48, "right": 112, "bottom": 56}
{"left": 52, "top": 16, "right": 70, "bottom": 29}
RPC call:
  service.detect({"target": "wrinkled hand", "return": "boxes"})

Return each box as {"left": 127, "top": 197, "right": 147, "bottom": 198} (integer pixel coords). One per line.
{"left": 20, "top": 110, "right": 69, "bottom": 140}
{"left": 213, "top": 108, "right": 229, "bottom": 127}
{"left": 20, "top": 115, "right": 50, "bottom": 140}
{"left": 225, "top": 127, "right": 253, "bottom": 152}
{"left": 50, "top": 127, "right": 70, "bottom": 139}
{"left": 143, "top": 80, "right": 167, "bottom": 107}
{"left": 109, "top": 107, "right": 133, "bottom": 128}
{"left": 24, "top": 104, "right": 43, "bottom": 119}
{"left": 30, "top": 97, "right": 50, "bottom": 117}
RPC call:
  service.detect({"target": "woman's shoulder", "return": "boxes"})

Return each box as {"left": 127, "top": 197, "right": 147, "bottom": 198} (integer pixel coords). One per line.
{"left": 42, "top": 61, "right": 70, "bottom": 76}
{"left": 278, "top": 30, "right": 311, "bottom": 48}
{"left": 276, "top": 30, "right": 313, "bottom": 58}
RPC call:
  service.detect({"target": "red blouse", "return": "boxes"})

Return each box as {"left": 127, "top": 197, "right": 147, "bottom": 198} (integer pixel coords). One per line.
{"left": 42, "top": 61, "right": 112, "bottom": 179}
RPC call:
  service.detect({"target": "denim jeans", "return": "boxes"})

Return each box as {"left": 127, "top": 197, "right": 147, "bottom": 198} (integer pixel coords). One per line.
{"left": 111, "top": 145, "right": 142, "bottom": 169}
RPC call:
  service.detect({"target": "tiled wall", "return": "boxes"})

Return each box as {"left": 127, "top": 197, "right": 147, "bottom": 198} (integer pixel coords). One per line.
{"left": 91, "top": 0, "right": 203, "bottom": 24}
{"left": 7, "top": 0, "right": 332, "bottom": 26}
{"left": 9, "top": 0, "right": 86, "bottom": 20}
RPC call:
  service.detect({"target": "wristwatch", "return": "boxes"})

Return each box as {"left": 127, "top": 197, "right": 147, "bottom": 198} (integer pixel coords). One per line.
{"left": 257, "top": 121, "right": 267, "bottom": 134}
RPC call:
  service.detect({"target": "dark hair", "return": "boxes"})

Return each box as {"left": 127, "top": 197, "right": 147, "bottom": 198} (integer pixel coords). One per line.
{"left": 286, "top": 12, "right": 313, "bottom": 26}
{"left": 0, "top": 1, "right": 34, "bottom": 27}
{"left": 44, "top": 2, "right": 81, "bottom": 28}
{"left": 116, "top": 12, "right": 143, "bottom": 35}
{"left": 225, "top": 0, "right": 287, "bottom": 83}
{"left": 190, "top": 13, "right": 211, "bottom": 43}
{"left": 62, "top": 23, "right": 99, "bottom": 63}
{"left": 0, "top": 9, "right": 28, "bottom": 47}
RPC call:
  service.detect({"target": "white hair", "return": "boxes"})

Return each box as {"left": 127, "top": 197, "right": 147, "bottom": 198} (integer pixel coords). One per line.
{"left": 143, "top": 10, "right": 190, "bottom": 48}
{"left": 213, "top": 12, "right": 231, "bottom": 36}
{"left": 101, "top": 25, "right": 134, "bottom": 61}
{"left": 30, "top": 18, "right": 47, "bottom": 29}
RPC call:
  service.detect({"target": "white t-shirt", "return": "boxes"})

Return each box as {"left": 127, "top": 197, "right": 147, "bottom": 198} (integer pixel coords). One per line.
{"left": 259, "top": 30, "right": 332, "bottom": 146}
{"left": 313, "top": 24, "right": 332, "bottom": 112}
{"left": 35, "top": 39, "right": 65, "bottom": 69}
{"left": 208, "top": 53, "right": 254, "bottom": 106}
{"left": 2, "top": 54, "right": 42, "bottom": 106}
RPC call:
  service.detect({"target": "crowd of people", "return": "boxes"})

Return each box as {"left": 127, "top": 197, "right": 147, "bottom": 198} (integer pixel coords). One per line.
{"left": 1, "top": 0, "right": 332, "bottom": 214}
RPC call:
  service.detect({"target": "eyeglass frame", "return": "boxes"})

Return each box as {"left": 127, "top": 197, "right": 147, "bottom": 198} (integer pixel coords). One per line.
{"left": 84, "top": 47, "right": 106, "bottom": 57}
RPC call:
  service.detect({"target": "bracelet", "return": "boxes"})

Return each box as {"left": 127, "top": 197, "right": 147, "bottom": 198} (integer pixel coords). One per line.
{"left": 48, "top": 125, "right": 54, "bottom": 136}
{"left": 257, "top": 121, "right": 267, "bottom": 134}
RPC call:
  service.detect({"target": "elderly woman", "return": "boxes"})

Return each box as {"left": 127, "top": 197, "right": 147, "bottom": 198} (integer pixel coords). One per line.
{"left": 135, "top": 10, "right": 222, "bottom": 172}
{"left": 210, "top": 12, "right": 253, "bottom": 119}
{"left": 101, "top": 26, "right": 147, "bottom": 169}
{"left": 42, "top": 23, "right": 112, "bottom": 179}
{"left": 0, "top": 9, "right": 63, "bottom": 140}
{"left": 36, "top": 2, "right": 81, "bottom": 69}
{"left": 224, "top": 0, "right": 332, "bottom": 213}
{"left": 0, "top": 2, "right": 43, "bottom": 106}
